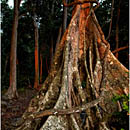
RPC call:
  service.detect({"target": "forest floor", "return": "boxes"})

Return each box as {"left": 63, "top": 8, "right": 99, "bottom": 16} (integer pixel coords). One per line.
{"left": 1, "top": 88, "right": 38, "bottom": 130}
{"left": 1, "top": 87, "right": 128, "bottom": 130}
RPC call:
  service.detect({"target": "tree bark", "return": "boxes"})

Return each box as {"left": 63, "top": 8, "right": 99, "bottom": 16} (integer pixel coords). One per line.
{"left": 5, "top": 0, "right": 20, "bottom": 99}
{"left": 16, "top": 2, "right": 129, "bottom": 130}
{"left": 55, "top": 25, "right": 62, "bottom": 53}
{"left": 62, "top": 0, "right": 68, "bottom": 35}
{"left": 40, "top": 53, "right": 43, "bottom": 83}
{"left": 33, "top": 12, "right": 39, "bottom": 89}
{"left": 49, "top": 1, "right": 55, "bottom": 70}
{"left": 106, "top": 0, "right": 114, "bottom": 40}
{"left": 115, "top": 0, "right": 121, "bottom": 58}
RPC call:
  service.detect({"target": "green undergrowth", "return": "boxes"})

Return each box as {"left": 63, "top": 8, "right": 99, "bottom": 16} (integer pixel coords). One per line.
{"left": 110, "top": 94, "right": 129, "bottom": 130}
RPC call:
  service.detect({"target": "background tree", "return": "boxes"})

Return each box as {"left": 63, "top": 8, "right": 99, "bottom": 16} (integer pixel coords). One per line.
{"left": 5, "top": 0, "right": 22, "bottom": 99}
{"left": 115, "top": 0, "right": 121, "bottom": 58}
{"left": 62, "top": 0, "right": 68, "bottom": 34}
{"left": 33, "top": 10, "right": 40, "bottom": 89}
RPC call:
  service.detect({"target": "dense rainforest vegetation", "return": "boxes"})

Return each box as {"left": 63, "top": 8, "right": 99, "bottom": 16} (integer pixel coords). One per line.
{"left": 1, "top": 0, "right": 129, "bottom": 130}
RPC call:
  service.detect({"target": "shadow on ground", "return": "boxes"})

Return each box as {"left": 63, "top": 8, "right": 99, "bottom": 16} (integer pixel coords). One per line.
{"left": 1, "top": 88, "right": 38, "bottom": 130}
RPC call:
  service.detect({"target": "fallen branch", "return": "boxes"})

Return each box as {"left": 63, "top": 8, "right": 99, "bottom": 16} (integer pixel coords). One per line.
{"left": 29, "top": 95, "right": 104, "bottom": 119}
{"left": 112, "top": 46, "right": 128, "bottom": 54}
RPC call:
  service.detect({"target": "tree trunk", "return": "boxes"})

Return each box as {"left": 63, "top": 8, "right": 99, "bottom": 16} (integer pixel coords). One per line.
{"left": 5, "top": 0, "right": 19, "bottom": 99}
{"left": 106, "top": 0, "right": 114, "bottom": 40}
{"left": 46, "top": 57, "right": 49, "bottom": 73}
{"left": 115, "top": 0, "right": 121, "bottom": 58}
{"left": 40, "top": 53, "right": 43, "bottom": 83}
{"left": 33, "top": 13, "right": 39, "bottom": 89}
{"left": 62, "top": 0, "right": 68, "bottom": 35}
{"left": 49, "top": 1, "right": 55, "bottom": 70}
{"left": 55, "top": 25, "right": 62, "bottom": 53}
{"left": 15, "top": 2, "right": 128, "bottom": 130}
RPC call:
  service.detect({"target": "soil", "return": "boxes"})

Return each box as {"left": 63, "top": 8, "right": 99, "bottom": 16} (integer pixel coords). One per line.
{"left": 1, "top": 88, "right": 38, "bottom": 130}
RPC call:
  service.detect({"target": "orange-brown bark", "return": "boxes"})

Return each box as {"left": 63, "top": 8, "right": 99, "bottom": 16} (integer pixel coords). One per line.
{"left": 34, "top": 47, "right": 39, "bottom": 88}
{"left": 79, "top": 3, "right": 90, "bottom": 58}
{"left": 40, "top": 53, "right": 43, "bottom": 83}
{"left": 33, "top": 13, "right": 39, "bottom": 89}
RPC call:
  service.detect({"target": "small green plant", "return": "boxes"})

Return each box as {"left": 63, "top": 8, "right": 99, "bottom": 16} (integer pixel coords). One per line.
{"left": 112, "top": 94, "right": 129, "bottom": 113}
{"left": 111, "top": 94, "right": 129, "bottom": 130}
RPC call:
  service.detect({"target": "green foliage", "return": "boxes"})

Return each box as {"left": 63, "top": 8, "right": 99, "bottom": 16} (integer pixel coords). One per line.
{"left": 112, "top": 94, "right": 129, "bottom": 112}
{"left": 111, "top": 94, "right": 129, "bottom": 130}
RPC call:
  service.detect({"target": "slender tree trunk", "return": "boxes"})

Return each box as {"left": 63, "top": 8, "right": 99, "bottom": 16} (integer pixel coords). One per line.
{"left": 46, "top": 57, "right": 49, "bottom": 73}
{"left": 115, "top": 0, "right": 121, "bottom": 58}
{"left": 55, "top": 0, "right": 67, "bottom": 56}
{"left": 106, "top": 0, "right": 114, "bottom": 40}
{"left": 62, "top": 0, "right": 68, "bottom": 35}
{"left": 5, "top": 0, "right": 20, "bottom": 99}
{"left": 40, "top": 53, "right": 43, "bottom": 83}
{"left": 33, "top": 13, "right": 39, "bottom": 89}
{"left": 49, "top": 1, "right": 55, "bottom": 70}
{"left": 55, "top": 25, "right": 62, "bottom": 53}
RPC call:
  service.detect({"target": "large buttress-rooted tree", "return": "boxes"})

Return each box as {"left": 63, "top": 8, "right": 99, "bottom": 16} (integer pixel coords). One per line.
{"left": 5, "top": 0, "right": 22, "bottom": 99}
{"left": 16, "top": 1, "right": 128, "bottom": 130}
